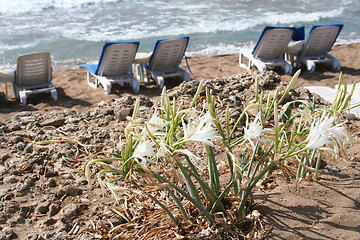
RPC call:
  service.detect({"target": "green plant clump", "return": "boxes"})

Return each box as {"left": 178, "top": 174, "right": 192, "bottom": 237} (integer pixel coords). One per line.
{"left": 85, "top": 70, "right": 354, "bottom": 232}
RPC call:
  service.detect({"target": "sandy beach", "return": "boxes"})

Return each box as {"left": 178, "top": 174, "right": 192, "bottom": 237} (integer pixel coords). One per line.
{"left": 0, "top": 42, "right": 359, "bottom": 239}
{"left": 1, "top": 43, "right": 359, "bottom": 122}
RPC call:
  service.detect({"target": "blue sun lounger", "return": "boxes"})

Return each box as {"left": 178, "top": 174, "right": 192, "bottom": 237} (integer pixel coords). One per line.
{"left": 239, "top": 26, "right": 295, "bottom": 75}
{"left": 296, "top": 24, "right": 343, "bottom": 72}
{"left": 138, "top": 37, "right": 191, "bottom": 90}
{"left": 79, "top": 42, "right": 140, "bottom": 94}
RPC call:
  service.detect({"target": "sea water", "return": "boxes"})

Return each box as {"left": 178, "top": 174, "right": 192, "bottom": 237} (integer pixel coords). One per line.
{"left": 0, "top": 0, "right": 359, "bottom": 68}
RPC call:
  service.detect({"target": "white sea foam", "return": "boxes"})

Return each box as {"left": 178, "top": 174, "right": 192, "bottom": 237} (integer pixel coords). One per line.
{"left": 39, "top": 5, "right": 345, "bottom": 43}
{"left": 0, "top": 0, "right": 359, "bottom": 64}
{"left": 186, "top": 43, "right": 254, "bottom": 57}
{"left": 0, "top": 0, "right": 118, "bottom": 14}
{"left": 0, "top": 42, "right": 40, "bottom": 51}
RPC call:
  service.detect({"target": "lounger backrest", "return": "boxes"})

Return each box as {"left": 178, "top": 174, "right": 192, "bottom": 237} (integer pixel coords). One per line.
{"left": 96, "top": 42, "right": 139, "bottom": 77}
{"left": 16, "top": 52, "right": 52, "bottom": 89}
{"left": 300, "top": 24, "right": 343, "bottom": 57}
{"left": 252, "top": 27, "right": 295, "bottom": 60}
{"left": 148, "top": 37, "right": 189, "bottom": 72}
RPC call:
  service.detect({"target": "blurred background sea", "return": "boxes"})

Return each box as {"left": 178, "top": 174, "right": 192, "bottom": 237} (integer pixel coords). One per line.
{"left": 0, "top": 0, "right": 359, "bottom": 68}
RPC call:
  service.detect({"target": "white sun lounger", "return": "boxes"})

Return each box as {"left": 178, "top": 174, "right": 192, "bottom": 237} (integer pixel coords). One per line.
{"left": 79, "top": 42, "right": 140, "bottom": 94}
{"left": 14, "top": 52, "right": 57, "bottom": 106}
{"left": 296, "top": 24, "right": 343, "bottom": 72}
{"left": 239, "top": 26, "right": 295, "bottom": 75}
{"left": 139, "top": 37, "right": 191, "bottom": 90}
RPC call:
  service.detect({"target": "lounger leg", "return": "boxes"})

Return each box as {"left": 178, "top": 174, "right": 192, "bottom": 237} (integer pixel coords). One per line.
{"left": 97, "top": 77, "right": 112, "bottom": 95}
{"left": 285, "top": 53, "right": 295, "bottom": 68}
{"left": 131, "top": 64, "right": 135, "bottom": 75}
{"left": 283, "top": 62, "right": 293, "bottom": 75}
{"left": 332, "top": 58, "right": 341, "bottom": 72}
{"left": 305, "top": 60, "right": 316, "bottom": 73}
{"left": 239, "top": 52, "right": 250, "bottom": 70}
{"left": 102, "top": 82, "right": 112, "bottom": 95}
{"left": 144, "top": 68, "right": 150, "bottom": 83}
{"left": 51, "top": 89, "right": 58, "bottom": 101}
{"left": 158, "top": 77, "right": 164, "bottom": 90}
{"left": 298, "top": 56, "right": 316, "bottom": 72}
{"left": 19, "top": 92, "right": 27, "bottom": 106}
{"left": 252, "top": 59, "right": 267, "bottom": 72}
{"left": 153, "top": 74, "right": 164, "bottom": 90}
{"left": 135, "top": 64, "right": 145, "bottom": 83}
{"left": 132, "top": 79, "right": 140, "bottom": 93}
{"left": 87, "top": 71, "right": 98, "bottom": 89}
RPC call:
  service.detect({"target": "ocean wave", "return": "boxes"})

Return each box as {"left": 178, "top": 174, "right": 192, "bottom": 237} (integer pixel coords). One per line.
{"left": 186, "top": 42, "right": 254, "bottom": 57}
{"left": 0, "top": 42, "right": 40, "bottom": 51}
{"left": 48, "top": 7, "right": 345, "bottom": 42}
{"left": 0, "top": 0, "right": 118, "bottom": 14}
{"left": 1, "top": 0, "right": 359, "bottom": 64}
{"left": 264, "top": 9, "right": 344, "bottom": 25}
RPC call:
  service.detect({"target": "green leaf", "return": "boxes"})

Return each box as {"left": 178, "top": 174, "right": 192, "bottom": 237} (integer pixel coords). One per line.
{"left": 153, "top": 172, "right": 215, "bottom": 225}
{"left": 146, "top": 192, "right": 178, "bottom": 226}
{"left": 205, "top": 145, "right": 221, "bottom": 195}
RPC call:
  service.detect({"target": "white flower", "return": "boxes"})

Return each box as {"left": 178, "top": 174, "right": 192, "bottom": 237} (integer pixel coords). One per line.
{"left": 305, "top": 110, "right": 347, "bottom": 150}
{"left": 156, "top": 138, "right": 172, "bottom": 159}
{"left": 243, "top": 112, "right": 270, "bottom": 149}
{"left": 244, "top": 113, "right": 262, "bottom": 140}
{"left": 175, "top": 149, "right": 205, "bottom": 166}
{"left": 145, "top": 108, "right": 168, "bottom": 136}
{"left": 182, "top": 112, "right": 221, "bottom": 148}
{"left": 328, "top": 124, "right": 347, "bottom": 143}
{"left": 133, "top": 141, "right": 156, "bottom": 165}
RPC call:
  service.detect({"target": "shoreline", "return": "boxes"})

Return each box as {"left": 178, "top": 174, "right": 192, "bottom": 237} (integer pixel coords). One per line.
{"left": 1, "top": 42, "right": 359, "bottom": 122}
{"left": 4, "top": 39, "right": 360, "bottom": 70}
